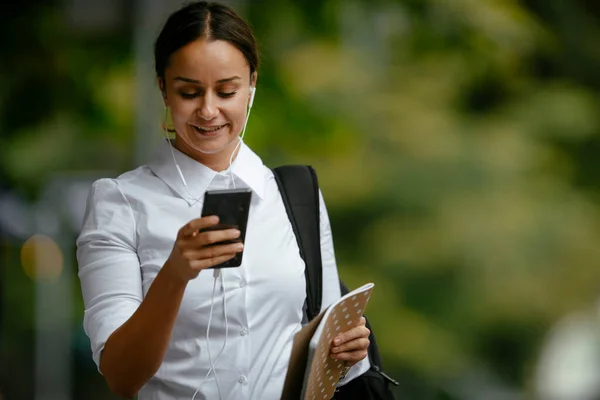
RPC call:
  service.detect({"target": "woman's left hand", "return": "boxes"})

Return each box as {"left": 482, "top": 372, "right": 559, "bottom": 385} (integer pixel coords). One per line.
{"left": 329, "top": 316, "right": 370, "bottom": 367}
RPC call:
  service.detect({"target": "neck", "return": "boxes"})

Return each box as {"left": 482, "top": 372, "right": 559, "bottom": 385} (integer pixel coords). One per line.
{"left": 173, "top": 137, "right": 241, "bottom": 172}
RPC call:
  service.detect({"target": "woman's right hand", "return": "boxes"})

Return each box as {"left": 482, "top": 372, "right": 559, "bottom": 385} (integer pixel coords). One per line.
{"left": 164, "top": 216, "right": 243, "bottom": 282}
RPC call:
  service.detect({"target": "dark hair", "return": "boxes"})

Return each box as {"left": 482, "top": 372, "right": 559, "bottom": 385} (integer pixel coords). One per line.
{"left": 154, "top": 1, "right": 259, "bottom": 81}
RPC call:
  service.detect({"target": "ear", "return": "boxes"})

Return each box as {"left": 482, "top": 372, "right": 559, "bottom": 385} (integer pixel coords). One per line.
{"left": 157, "top": 77, "right": 169, "bottom": 107}
{"left": 250, "top": 71, "right": 258, "bottom": 89}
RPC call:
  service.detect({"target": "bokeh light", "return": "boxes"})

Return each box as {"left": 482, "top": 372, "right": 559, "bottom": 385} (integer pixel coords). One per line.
{"left": 20, "top": 234, "right": 64, "bottom": 282}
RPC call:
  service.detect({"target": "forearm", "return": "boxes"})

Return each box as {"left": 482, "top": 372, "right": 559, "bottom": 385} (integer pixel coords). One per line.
{"left": 99, "top": 262, "right": 187, "bottom": 398}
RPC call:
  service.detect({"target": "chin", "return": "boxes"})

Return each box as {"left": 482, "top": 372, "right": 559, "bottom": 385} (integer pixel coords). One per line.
{"left": 179, "top": 130, "right": 239, "bottom": 156}
{"left": 194, "top": 144, "right": 228, "bottom": 155}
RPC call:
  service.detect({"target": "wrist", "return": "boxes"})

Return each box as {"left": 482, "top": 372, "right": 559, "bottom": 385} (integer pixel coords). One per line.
{"left": 159, "top": 258, "right": 189, "bottom": 288}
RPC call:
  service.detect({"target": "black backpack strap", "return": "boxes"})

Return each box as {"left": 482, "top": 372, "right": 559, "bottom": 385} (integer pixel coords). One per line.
{"left": 273, "top": 165, "right": 323, "bottom": 321}
{"left": 274, "top": 165, "right": 400, "bottom": 398}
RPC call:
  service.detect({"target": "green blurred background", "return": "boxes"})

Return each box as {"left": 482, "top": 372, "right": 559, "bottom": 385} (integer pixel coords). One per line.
{"left": 2, "top": 0, "right": 600, "bottom": 399}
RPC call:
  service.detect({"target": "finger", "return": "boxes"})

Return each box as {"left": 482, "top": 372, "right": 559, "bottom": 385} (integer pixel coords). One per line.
{"left": 194, "top": 228, "right": 241, "bottom": 247}
{"left": 358, "top": 316, "right": 366, "bottom": 326}
{"left": 330, "top": 349, "right": 368, "bottom": 363}
{"left": 179, "top": 216, "right": 220, "bottom": 238}
{"left": 190, "top": 253, "right": 237, "bottom": 271}
{"left": 183, "top": 242, "right": 244, "bottom": 260}
{"left": 332, "top": 325, "right": 370, "bottom": 347}
{"left": 331, "top": 338, "right": 370, "bottom": 354}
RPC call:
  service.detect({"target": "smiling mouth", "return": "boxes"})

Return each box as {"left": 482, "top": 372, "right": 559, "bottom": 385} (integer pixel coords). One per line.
{"left": 192, "top": 124, "right": 228, "bottom": 135}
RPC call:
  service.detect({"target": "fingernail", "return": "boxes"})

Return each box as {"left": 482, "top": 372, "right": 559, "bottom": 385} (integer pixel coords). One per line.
{"left": 334, "top": 338, "right": 341, "bottom": 345}
{"left": 233, "top": 229, "right": 241, "bottom": 237}
{"left": 236, "top": 243, "right": 244, "bottom": 251}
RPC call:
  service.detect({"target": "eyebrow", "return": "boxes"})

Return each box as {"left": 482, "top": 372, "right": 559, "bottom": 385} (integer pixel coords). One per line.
{"left": 173, "top": 76, "right": 242, "bottom": 84}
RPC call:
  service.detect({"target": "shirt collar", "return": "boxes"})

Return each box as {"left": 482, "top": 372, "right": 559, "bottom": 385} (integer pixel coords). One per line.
{"left": 148, "top": 140, "right": 266, "bottom": 205}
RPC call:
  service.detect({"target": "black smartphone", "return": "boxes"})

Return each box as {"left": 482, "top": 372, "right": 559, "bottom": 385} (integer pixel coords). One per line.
{"left": 200, "top": 188, "right": 252, "bottom": 268}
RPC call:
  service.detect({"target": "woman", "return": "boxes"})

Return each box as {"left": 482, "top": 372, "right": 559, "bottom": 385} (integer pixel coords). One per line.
{"left": 77, "top": 2, "right": 370, "bottom": 399}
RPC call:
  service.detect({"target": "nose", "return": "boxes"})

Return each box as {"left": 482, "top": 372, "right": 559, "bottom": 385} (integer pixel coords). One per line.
{"left": 197, "top": 93, "right": 219, "bottom": 121}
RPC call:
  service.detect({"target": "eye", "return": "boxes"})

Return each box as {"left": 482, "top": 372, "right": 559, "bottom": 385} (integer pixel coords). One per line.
{"left": 180, "top": 92, "right": 199, "bottom": 99}
{"left": 218, "top": 91, "right": 237, "bottom": 98}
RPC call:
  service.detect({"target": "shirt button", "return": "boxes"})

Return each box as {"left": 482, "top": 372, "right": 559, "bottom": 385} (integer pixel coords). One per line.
{"left": 238, "top": 375, "right": 247, "bottom": 384}
{"left": 239, "top": 280, "right": 245, "bottom": 288}
{"left": 240, "top": 328, "right": 248, "bottom": 336}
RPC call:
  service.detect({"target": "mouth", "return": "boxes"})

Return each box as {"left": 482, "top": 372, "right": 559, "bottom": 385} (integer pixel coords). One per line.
{"left": 191, "top": 123, "right": 228, "bottom": 136}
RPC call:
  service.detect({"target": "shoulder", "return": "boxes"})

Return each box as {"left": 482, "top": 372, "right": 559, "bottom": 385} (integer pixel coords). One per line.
{"left": 87, "top": 177, "right": 126, "bottom": 208}
{"left": 83, "top": 177, "right": 135, "bottom": 224}
{"left": 86, "top": 165, "right": 171, "bottom": 208}
{"left": 79, "top": 174, "right": 141, "bottom": 246}
{"left": 113, "top": 165, "right": 157, "bottom": 197}
{"left": 83, "top": 164, "right": 156, "bottom": 222}
{"left": 85, "top": 166, "right": 142, "bottom": 201}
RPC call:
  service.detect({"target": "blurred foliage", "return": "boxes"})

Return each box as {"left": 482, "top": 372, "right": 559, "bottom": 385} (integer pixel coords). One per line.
{"left": 2, "top": 0, "right": 600, "bottom": 399}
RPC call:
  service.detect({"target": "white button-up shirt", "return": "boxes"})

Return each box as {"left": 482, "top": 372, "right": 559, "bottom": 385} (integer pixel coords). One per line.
{"left": 77, "top": 141, "right": 370, "bottom": 399}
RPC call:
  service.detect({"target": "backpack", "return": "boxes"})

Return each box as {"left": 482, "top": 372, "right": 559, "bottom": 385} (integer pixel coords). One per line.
{"left": 273, "top": 165, "right": 399, "bottom": 400}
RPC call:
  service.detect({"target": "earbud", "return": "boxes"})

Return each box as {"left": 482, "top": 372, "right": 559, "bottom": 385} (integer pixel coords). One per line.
{"left": 248, "top": 87, "right": 256, "bottom": 109}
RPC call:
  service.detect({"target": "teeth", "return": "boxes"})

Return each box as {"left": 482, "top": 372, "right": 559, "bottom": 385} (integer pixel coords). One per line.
{"left": 197, "top": 125, "right": 222, "bottom": 132}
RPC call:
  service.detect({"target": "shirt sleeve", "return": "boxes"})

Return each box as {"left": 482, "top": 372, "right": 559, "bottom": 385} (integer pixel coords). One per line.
{"left": 318, "top": 189, "right": 371, "bottom": 385}
{"left": 76, "top": 178, "right": 143, "bottom": 370}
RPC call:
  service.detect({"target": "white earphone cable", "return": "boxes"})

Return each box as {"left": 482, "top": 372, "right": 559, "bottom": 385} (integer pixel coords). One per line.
{"left": 228, "top": 87, "right": 255, "bottom": 189}
{"left": 192, "top": 271, "right": 222, "bottom": 400}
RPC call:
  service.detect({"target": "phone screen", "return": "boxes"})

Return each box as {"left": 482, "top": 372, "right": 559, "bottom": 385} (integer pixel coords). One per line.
{"left": 200, "top": 188, "right": 252, "bottom": 268}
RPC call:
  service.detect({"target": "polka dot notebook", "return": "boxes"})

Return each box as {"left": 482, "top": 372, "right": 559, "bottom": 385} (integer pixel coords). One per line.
{"left": 300, "top": 283, "right": 375, "bottom": 400}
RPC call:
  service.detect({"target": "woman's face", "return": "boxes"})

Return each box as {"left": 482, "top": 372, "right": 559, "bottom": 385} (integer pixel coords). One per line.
{"left": 161, "top": 38, "right": 255, "bottom": 163}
